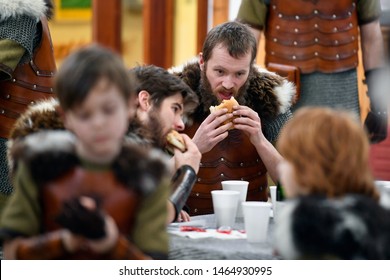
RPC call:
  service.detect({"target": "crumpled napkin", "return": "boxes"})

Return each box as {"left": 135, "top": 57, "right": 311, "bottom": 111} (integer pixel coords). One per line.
{"left": 168, "top": 220, "right": 247, "bottom": 239}
{"left": 169, "top": 228, "right": 247, "bottom": 239}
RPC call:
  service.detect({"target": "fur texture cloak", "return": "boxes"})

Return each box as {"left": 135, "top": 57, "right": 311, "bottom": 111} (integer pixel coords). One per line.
{"left": 169, "top": 60, "right": 296, "bottom": 125}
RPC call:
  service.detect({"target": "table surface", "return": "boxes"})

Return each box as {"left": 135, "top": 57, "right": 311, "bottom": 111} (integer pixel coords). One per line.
{"left": 168, "top": 214, "right": 279, "bottom": 260}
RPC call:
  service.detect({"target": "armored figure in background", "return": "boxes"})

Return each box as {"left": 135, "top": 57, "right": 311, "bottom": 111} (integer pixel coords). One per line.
{"left": 0, "top": 0, "right": 56, "bottom": 212}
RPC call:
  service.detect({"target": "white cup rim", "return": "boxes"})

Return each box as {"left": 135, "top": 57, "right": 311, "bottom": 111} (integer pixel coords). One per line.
{"left": 211, "top": 190, "right": 240, "bottom": 195}
{"left": 242, "top": 201, "right": 272, "bottom": 207}
{"left": 221, "top": 180, "right": 249, "bottom": 184}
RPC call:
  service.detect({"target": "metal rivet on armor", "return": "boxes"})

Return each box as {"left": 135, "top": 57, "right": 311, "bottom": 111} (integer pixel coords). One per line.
{"left": 50, "top": 88, "right": 53, "bottom": 92}
{"left": 314, "top": 10, "right": 318, "bottom": 14}
{"left": 352, "top": 3, "right": 356, "bottom": 7}
{"left": 36, "top": 71, "right": 40, "bottom": 75}
{"left": 6, "top": 94, "right": 10, "bottom": 99}
{"left": 278, "top": 13, "right": 282, "bottom": 18}
{"left": 240, "top": 162, "right": 244, "bottom": 167}
{"left": 276, "top": 25, "right": 280, "bottom": 30}
{"left": 293, "top": 41, "right": 298, "bottom": 45}
{"left": 272, "top": 5, "right": 276, "bottom": 9}
{"left": 314, "top": 24, "right": 318, "bottom": 28}
{"left": 33, "top": 85, "right": 37, "bottom": 89}
{"left": 332, "top": 14, "right": 336, "bottom": 19}
{"left": 197, "top": 178, "right": 201, "bottom": 182}
{"left": 271, "top": 51, "right": 275, "bottom": 55}
{"left": 292, "top": 55, "right": 297, "bottom": 60}
{"left": 348, "top": 12, "right": 352, "bottom": 16}
{"left": 196, "top": 193, "right": 200, "bottom": 197}
{"left": 220, "top": 157, "right": 224, "bottom": 162}
{"left": 12, "top": 78, "right": 16, "bottom": 82}
{"left": 353, "top": 49, "right": 357, "bottom": 53}
{"left": 199, "top": 162, "right": 203, "bottom": 167}
{"left": 273, "top": 38, "right": 278, "bottom": 42}
{"left": 241, "top": 178, "right": 244, "bottom": 180}
{"left": 294, "top": 28, "right": 299, "bottom": 33}
{"left": 256, "top": 159, "right": 259, "bottom": 162}
{"left": 30, "top": 101, "right": 35, "bottom": 105}
{"left": 220, "top": 173, "right": 224, "bottom": 178}
{"left": 1, "top": 110, "right": 4, "bottom": 114}
{"left": 349, "top": 23, "right": 353, "bottom": 27}
{"left": 335, "top": 40, "right": 339, "bottom": 45}
{"left": 194, "top": 208, "right": 198, "bottom": 213}
{"left": 336, "top": 54, "right": 340, "bottom": 59}
{"left": 295, "top": 15, "right": 299, "bottom": 20}
{"left": 314, "top": 52, "right": 318, "bottom": 56}
{"left": 352, "top": 36, "right": 355, "bottom": 40}
{"left": 314, "top": 38, "right": 319, "bottom": 43}
{"left": 333, "top": 27, "right": 338, "bottom": 32}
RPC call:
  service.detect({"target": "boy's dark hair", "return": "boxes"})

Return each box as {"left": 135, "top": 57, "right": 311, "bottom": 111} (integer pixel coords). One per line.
{"left": 55, "top": 44, "right": 134, "bottom": 111}
{"left": 202, "top": 21, "right": 257, "bottom": 64}
{"left": 130, "top": 65, "right": 198, "bottom": 114}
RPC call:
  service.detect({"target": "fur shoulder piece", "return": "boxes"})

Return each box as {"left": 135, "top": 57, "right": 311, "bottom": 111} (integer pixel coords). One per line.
{"left": 7, "top": 98, "right": 65, "bottom": 173}
{"left": 113, "top": 143, "right": 172, "bottom": 196}
{"left": 275, "top": 195, "right": 390, "bottom": 260}
{"left": 0, "top": 0, "right": 52, "bottom": 22}
{"left": 9, "top": 98, "right": 64, "bottom": 141}
{"left": 10, "top": 130, "right": 79, "bottom": 185}
{"left": 169, "top": 60, "right": 295, "bottom": 121}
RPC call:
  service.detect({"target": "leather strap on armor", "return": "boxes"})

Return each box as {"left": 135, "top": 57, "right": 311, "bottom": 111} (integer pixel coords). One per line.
{"left": 0, "top": 17, "right": 56, "bottom": 138}
{"left": 265, "top": 0, "right": 359, "bottom": 74}
{"left": 183, "top": 124, "right": 268, "bottom": 216}
{"left": 169, "top": 165, "right": 197, "bottom": 220}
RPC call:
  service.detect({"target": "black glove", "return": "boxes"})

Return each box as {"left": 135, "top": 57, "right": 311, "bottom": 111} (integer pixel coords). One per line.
{"left": 364, "top": 68, "right": 388, "bottom": 143}
{"left": 169, "top": 165, "right": 197, "bottom": 220}
{"left": 56, "top": 196, "right": 106, "bottom": 239}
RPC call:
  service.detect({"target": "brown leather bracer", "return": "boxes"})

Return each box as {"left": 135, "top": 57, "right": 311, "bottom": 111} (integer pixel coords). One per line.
{"left": 265, "top": 0, "right": 359, "bottom": 73}
{"left": 40, "top": 167, "right": 140, "bottom": 259}
{"left": 184, "top": 124, "right": 268, "bottom": 216}
{"left": 0, "top": 17, "right": 56, "bottom": 138}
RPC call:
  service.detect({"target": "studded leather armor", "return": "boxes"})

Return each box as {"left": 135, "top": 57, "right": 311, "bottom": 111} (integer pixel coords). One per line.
{"left": 265, "top": 0, "right": 359, "bottom": 73}
{"left": 0, "top": 17, "right": 56, "bottom": 138}
{"left": 184, "top": 123, "right": 268, "bottom": 216}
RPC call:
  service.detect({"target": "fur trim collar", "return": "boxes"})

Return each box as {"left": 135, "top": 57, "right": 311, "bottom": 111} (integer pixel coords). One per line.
{"left": 0, "top": 0, "right": 51, "bottom": 22}
{"left": 169, "top": 60, "right": 295, "bottom": 122}
{"left": 10, "top": 130, "right": 171, "bottom": 195}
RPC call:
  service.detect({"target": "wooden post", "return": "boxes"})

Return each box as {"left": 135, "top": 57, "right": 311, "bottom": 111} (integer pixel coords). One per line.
{"left": 92, "top": 0, "right": 122, "bottom": 54}
{"left": 143, "top": 0, "right": 173, "bottom": 68}
{"left": 197, "top": 0, "right": 208, "bottom": 54}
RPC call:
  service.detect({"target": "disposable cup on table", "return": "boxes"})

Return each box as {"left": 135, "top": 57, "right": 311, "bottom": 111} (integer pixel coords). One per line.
{"left": 242, "top": 201, "right": 272, "bottom": 243}
{"left": 211, "top": 190, "right": 240, "bottom": 228}
{"left": 221, "top": 180, "right": 249, "bottom": 218}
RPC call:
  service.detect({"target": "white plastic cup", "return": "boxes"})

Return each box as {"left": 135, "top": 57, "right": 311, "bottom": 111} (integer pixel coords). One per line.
{"left": 269, "top": 185, "right": 277, "bottom": 208}
{"left": 211, "top": 190, "right": 240, "bottom": 228}
{"left": 242, "top": 201, "right": 272, "bottom": 243}
{"left": 221, "top": 180, "right": 249, "bottom": 217}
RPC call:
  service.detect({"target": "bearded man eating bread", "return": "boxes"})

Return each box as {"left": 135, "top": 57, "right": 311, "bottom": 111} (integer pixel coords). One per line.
{"left": 170, "top": 21, "right": 295, "bottom": 215}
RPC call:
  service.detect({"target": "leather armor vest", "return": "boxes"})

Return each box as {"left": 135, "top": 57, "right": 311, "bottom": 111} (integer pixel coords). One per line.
{"left": 41, "top": 167, "right": 139, "bottom": 259}
{"left": 184, "top": 123, "right": 268, "bottom": 216}
{"left": 0, "top": 17, "right": 56, "bottom": 138}
{"left": 265, "top": 0, "right": 359, "bottom": 74}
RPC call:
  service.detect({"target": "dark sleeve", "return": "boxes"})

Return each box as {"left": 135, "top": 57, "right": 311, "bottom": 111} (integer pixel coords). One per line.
{"left": 357, "top": 0, "right": 382, "bottom": 25}
{"left": 236, "top": 0, "right": 268, "bottom": 30}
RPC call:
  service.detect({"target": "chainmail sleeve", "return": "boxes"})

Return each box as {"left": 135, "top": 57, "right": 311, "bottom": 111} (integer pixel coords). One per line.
{"left": 0, "top": 14, "right": 38, "bottom": 63}
{"left": 262, "top": 109, "right": 292, "bottom": 143}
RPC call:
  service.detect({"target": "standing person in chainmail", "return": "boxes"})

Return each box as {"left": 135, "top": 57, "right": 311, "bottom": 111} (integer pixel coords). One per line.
{"left": 170, "top": 21, "right": 295, "bottom": 215}
{"left": 236, "top": 0, "right": 388, "bottom": 143}
{"left": 0, "top": 0, "right": 56, "bottom": 214}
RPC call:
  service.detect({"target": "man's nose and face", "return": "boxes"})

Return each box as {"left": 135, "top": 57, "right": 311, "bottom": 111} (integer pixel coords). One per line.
{"left": 200, "top": 44, "right": 252, "bottom": 102}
